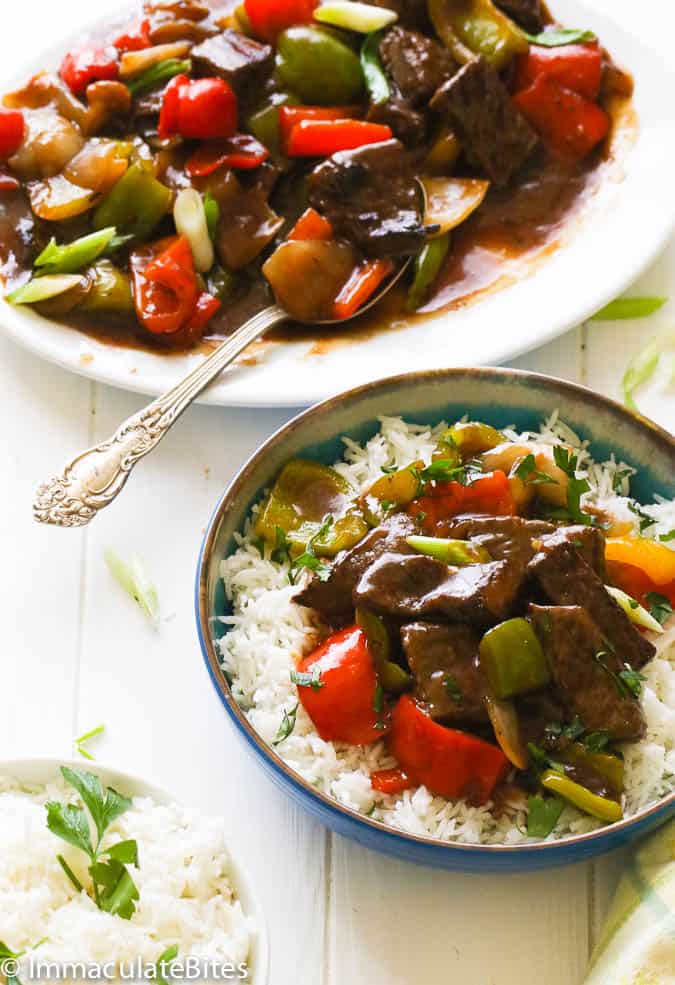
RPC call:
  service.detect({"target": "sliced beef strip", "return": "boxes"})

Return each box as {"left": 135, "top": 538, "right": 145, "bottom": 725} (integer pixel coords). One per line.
{"left": 367, "top": 98, "right": 427, "bottom": 146}
{"left": 430, "top": 56, "right": 538, "bottom": 186}
{"left": 494, "top": 0, "right": 544, "bottom": 33}
{"left": 353, "top": 550, "right": 529, "bottom": 626}
{"left": 307, "top": 139, "right": 426, "bottom": 258}
{"left": 535, "top": 524, "right": 606, "bottom": 579}
{"left": 294, "top": 513, "right": 418, "bottom": 622}
{"left": 530, "top": 604, "right": 645, "bottom": 741}
{"left": 191, "top": 30, "right": 274, "bottom": 96}
{"left": 401, "top": 622, "right": 488, "bottom": 723}
{"left": 380, "top": 27, "right": 457, "bottom": 106}
{"left": 528, "top": 541, "right": 655, "bottom": 669}
{"left": 515, "top": 687, "right": 567, "bottom": 748}
{"left": 439, "top": 514, "right": 555, "bottom": 561}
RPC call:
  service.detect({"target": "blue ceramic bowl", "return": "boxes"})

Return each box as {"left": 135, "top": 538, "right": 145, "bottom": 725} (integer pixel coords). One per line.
{"left": 196, "top": 368, "right": 675, "bottom": 872}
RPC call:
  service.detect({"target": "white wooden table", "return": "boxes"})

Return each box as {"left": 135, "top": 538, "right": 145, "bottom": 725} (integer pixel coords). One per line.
{"left": 2, "top": 3, "right": 673, "bottom": 982}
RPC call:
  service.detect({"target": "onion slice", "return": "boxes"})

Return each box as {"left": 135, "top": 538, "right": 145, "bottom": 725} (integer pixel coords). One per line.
{"left": 422, "top": 176, "right": 490, "bottom": 237}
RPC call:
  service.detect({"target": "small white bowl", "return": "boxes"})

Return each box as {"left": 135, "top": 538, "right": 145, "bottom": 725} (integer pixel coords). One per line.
{"left": 0, "top": 757, "right": 270, "bottom": 985}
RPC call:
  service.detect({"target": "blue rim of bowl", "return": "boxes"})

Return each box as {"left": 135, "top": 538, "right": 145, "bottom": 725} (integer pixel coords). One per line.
{"left": 195, "top": 366, "right": 675, "bottom": 856}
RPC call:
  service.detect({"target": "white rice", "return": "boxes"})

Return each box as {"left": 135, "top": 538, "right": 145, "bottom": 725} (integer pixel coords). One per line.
{"left": 219, "top": 413, "right": 675, "bottom": 845}
{"left": 0, "top": 777, "right": 254, "bottom": 981}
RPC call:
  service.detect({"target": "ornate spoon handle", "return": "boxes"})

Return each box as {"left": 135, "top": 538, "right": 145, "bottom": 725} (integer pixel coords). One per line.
{"left": 33, "top": 305, "right": 287, "bottom": 527}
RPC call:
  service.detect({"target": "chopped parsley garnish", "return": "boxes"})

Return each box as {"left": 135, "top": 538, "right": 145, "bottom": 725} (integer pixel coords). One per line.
{"left": 659, "top": 529, "right": 675, "bottom": 543}
{"left": 380, "top": 464, "right": 398, "bottom": 474}
{"left": 46, "top": 766, "right": 139, "bottom": 920}
{"left": 416, "top": 511, "right": 427, "bottom": 524}
{"left": 288, "top": 516, "right": 334, "bottom": 584}
{"left": 611, "top": 467, "right": 634, "bottom": 493}
{"left": 443, "top": 674, "right": 463, "bottom": 703}
{"left": 380, "top": 499, "right": 394, "bottom": 513}
{"left": 271, "top": 526, "right": 292, "bottom": 566}
{"left": 514, "top": 453, "right": 557, "bottom": 486}
{"left": 617, "top": 666, "right": 647, "bottom": 700}
{"left": 416, "top": 458, "right": 483, "bottom": 487}
{"left": 544, "top": 716, "right": 584, "bottom": 743}
{"left": 645, "top": 592, "right": 674, "bottom": 626}
{"left": 527, "top": 743, "right": 566, "bottom": 774}
{"left": 273, "top": 704, "right": 299, "bottom": 746}
{"left": 584, "top": 731, "right": 610, "bottom": 753}
{"left": 526, "top": 794, "right": 564, "bottom": 838}
{"left": 524, "top": 27, "right": 596, "bottom": 47}
{"left": 291, "top": 668, "right": 325, "bottom": 692}
{"left": 547, "top": 445, "right": 601, "bottom": 527}
{"left": 628, "top": 501, "right": 654, "bottom": 534}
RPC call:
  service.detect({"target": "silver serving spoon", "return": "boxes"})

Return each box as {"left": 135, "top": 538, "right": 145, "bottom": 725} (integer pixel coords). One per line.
{"left": 33, "top": 257, "right": 413, "bottom": 527}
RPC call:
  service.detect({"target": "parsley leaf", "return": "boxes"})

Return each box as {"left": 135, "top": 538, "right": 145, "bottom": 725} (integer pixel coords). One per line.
{"left": 524, "top": 27, "right": 596, "bottom": 47}
{"left": 547, "top": 446, "right": 601, "bottom": 526}
{"left": 659, "top": 529, "right": 675, "bottom": 542}
{"left": 289, "top": 516, "right": 334, "bottom": 584}
{"left": 526, "top": 795, "right": 564, "bottom": 838}
{"left": 584, "top": 731, "right": 610, "bottom": 753}
{"left": 271, "top": 526, "right": 292, "bottom": 566}
{"left": 418, "top": 458, "right": 483, "bottom": 487}
{"left": 628, "top": 501, "right": 654, "bottom": 534}
{"left": 443, "top": 674, "right": 463, "bottom": 703}
{"left": 290, "top": 668, "right": 326, "bottom": 691}
{"left": 645, "top": 592, "right": 674, "bottom": 626}
{"left": 46, "top": 767, "right": 138, "bottom": 920}
{"left": 273, "top": 704, "right": 298, "bottom": 746}
{"left": 617, "top": 666, "right": 647, "bottom": 699}
{"left": 514, "top": 453, "right": 557, "bottom": 486}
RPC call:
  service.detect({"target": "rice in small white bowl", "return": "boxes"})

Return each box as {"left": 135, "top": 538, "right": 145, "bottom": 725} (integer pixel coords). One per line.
{"left": 0, "top": 758, "right": 268, "bottom": 985}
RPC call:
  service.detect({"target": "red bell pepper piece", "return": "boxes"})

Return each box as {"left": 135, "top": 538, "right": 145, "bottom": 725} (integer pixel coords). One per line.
{"left": 184, "top": 292, "right": 221, "bottom": 334}
{"left": 0, "top": 109, "right": 24, "bottom": 161}
{"left": 295, "top": 625, "right": 391, "bottom": 745}
{"left": 244, "top": 0, "right": 319, "bottom": 41}
{"left": 513, "top": 75, "right": 610, "bottom": 163}
{"left": 287, "top": 207, "right": 334, "bottom": 242}
{"left": 113, "top": 18, "right": 152, "bottom": 53}
{"left": 131, "top": 236, "right": 199, "bottom": 336}
{"left": 287, "top": 119, "right": 393, "bottom": 157}
{"left": 408, "top": 470, "right": 515, "bottom": 532}
{"left": 514, "top": 42, "right": 603, "bottom": 101}
{"left": 391, "top": 696, "right": 509, "bottom": 803}
{"left": 0, "top": 171, "right": 20, "bottom": 193}
{"left": 607, "top": 561, "right": 675, "bottom": 611}
{"left": 59, "top": 45, "right": 119, "bottom": 97}
{"left": 332, "top": 259, "right": 394, "bottom": 320}
{"left": 185, "top": 134, "right": 270, "bottom": 177}
{"left": 159, "top": 76, "right": 238, "bottom": 141}
{"left": 371, "top": 768, "right": 414, "bottom": 795}
{"left": 279, "top": 106, "right": 358, "bottom": 150}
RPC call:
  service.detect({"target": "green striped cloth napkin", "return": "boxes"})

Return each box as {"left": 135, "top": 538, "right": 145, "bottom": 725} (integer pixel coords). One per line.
{"left": 584, "top": 819, "right": 675, "bottom": 984}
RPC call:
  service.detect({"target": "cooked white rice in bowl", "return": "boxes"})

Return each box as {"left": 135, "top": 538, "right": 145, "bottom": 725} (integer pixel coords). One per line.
{"left": 218, "top": 413, "right": 675, "bottom": 846}
{"left": 0, "top": 768, "right": 259, "bottom": 983}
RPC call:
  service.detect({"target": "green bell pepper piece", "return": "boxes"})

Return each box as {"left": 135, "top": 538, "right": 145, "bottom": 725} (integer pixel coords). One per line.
{"left": 255, "top": 459, "right": 356, "bottom": 546}
{"left": 563, "top": 743, "right": 625, "bottom": 793}
{"left": 276, "top": 27, "right": 364, "bottom": 105}
{"left": 406, "top": 535, "right": 491, "bottom": 565}
{"left": 406, "top": 233, "right": 450, "bottom": 312}
{"left": 428, "top": 0, "right": 529, "bottom": 70}
{"left": 446, "top": 421, "right": 504, "bottom": 457}
{"left": 93, "top": 163, "right": 172, "bottom": 241}
{"left": 247, "top": 92, "right": 300, "bottom": 157}
{"left": 480, "top": 617, "right": 550, "bottom": 700}
{"left": 34, "top": 227, "right": 117, "bottom": 276}
{"left": 287, "top": 510, "right": 370, "bottom": 557}
{"left": 78, "top": 261, "right": 134, "bottom": 313}
{"left": 361, "top": 31, "right": 390, "bottom": 105}
{"left": 356, "top": 607, "right": 411, "bottom": 693}
{"left": 541, "top": 769, "right": 622, "bottom": 823}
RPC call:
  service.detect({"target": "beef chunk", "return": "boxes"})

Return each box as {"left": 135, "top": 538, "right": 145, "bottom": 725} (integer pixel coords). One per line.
{"left": 294, "top": 513, "right": 417, "bottom": 621}
{"left": 191, "top": 30, "right": 273, "bottom": 95}
{"left": 529, "top": 541, "right": 655, "bottom": 669}
{"left": 536, "top": 524, "right": 606, "bottom": 578}
{"left": 354, "top": 551, "right": 526, "bottom": 625}
{"left": 440, "top": 514, "right": 554, "bottom": 561}
{"left": 494, "top": 0, "right": 544, "bottom": 33}
{"left": 367, "top": 98, "right": 427, "bottom": 145}
{"left": 402, "top": 622, "right": 488, "bottom": 723}
{"left": 381, "top": 27, "right": 456, "bottom": 105}
{"left": 354, "top": 514, "right": 552, "bottom": 624}
{"left": 516, "top": 687, "right": 567, "bottom": 748}
{"left": 368, "top": 27, "right": 456, "bottom": 145}
{"left": 308, "top": 139, "right": 426, "bottom": 258}
{"left": 530, "top": 604, "right": 645, "bottom": 741}
{"left": 430, "top": 56, "right": 538, "bottom": 186}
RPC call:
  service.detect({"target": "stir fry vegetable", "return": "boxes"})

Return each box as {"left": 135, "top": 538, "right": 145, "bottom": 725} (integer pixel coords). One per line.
{"left": 480, "top": 618, "right": 550, "bottom": 699}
